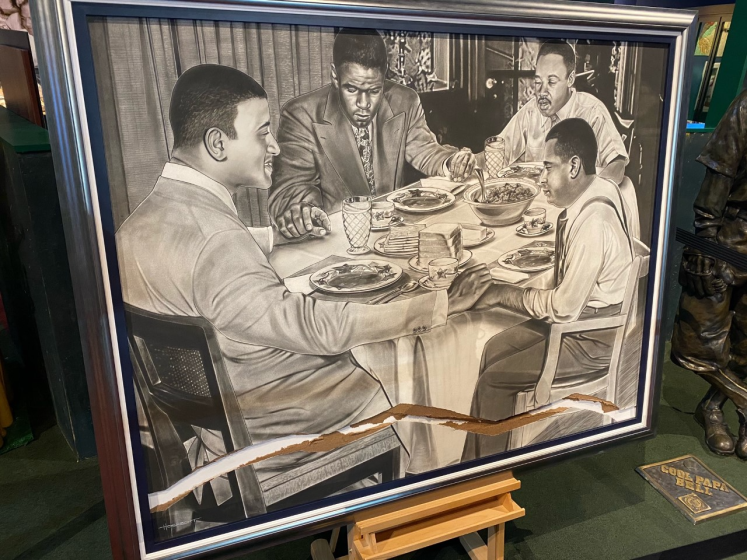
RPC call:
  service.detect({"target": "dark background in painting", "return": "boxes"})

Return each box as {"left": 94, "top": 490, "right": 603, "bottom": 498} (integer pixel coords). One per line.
{"left": 88, "top": 20, "right": 667, "bottom": 245}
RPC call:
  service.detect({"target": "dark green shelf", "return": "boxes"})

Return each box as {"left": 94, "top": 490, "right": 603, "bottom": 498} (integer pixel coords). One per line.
{"left": 0, "top": 106, "right": 50, "bottom": 153}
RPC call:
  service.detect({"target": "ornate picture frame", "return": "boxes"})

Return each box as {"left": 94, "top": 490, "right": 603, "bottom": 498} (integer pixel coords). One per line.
{"left": 31, "top": 0, "right": 695, "bottom": 558}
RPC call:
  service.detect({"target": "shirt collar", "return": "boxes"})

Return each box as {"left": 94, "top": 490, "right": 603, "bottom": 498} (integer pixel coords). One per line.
{"left": 564, "top": 175, "right": 623, "bottom": 226}
{"left": 160, "top": 162, "right": 237, "bottom": 215}
{"left": 540, "top": 88, "right": 577, "bottom": 129}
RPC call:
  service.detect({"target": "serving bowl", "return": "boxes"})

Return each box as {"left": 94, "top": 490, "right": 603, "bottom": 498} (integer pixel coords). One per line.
{"left": 462, "top": 180, "right": 539, "bottom": 226}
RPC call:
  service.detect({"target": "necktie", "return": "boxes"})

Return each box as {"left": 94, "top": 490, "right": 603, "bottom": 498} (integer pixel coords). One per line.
{"left": 554, "top": 209, "right": 568, "bottom": 287}
{"left": 354, "top": 126, "right": 376, "bottom": 195}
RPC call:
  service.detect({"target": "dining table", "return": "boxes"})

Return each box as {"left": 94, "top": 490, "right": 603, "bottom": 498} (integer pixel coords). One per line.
{"left": 269, "top": 174, "right": 563, "bottom": 474}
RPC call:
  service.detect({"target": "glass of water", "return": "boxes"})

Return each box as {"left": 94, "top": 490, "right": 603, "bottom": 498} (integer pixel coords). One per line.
{"left": 484, "top": 135, "right": 506, "bottom": 179}
{"left": 342, "top": 196, "right": 372, "bottom": 254}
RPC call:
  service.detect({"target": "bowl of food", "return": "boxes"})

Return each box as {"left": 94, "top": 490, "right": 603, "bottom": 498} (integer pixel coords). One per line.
{"left": 462, "top": 180, "right": 539, "bottom": 226}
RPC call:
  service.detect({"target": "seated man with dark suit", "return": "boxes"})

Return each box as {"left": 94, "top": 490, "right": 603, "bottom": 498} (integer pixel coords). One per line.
{"left": 462, "top": 118, "right": 634, "bottom": 459}
{"left": 269, "top": 28, "right": 476, "bottom": 238}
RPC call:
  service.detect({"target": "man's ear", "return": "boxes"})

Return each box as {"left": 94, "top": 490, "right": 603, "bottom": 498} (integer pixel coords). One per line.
{"left": 569, "top": 155, "right": 582, "bottom": 179}
{"left": 567, "top": 70, "right": 576, "bottom": 88}
{"left": 330, "top": 63, "right": 339, "bottom": 89}
{"left": 204, "top": 127, "right": 227, "bottom": 162}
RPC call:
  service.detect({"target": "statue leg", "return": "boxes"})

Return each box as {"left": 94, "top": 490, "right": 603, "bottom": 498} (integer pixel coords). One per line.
{"left": 672, "top": 285, "right": 736, "bottom": 455}
{"left": 728, "top": 292, "right": 747, "bottom": 459}
{"left": 694, "top": 386, "right": 736, "bottom": 455}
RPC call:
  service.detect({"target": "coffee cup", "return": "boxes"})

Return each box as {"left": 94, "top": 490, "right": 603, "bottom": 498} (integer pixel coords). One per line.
{"left": 371, "top": 201, "right": 395, "bottom": 229}
{"left": 522, "top": 207, "right": 546, "bottom": 234}
{"left": 428, "top": 257, "right": 459, "bottom": 288}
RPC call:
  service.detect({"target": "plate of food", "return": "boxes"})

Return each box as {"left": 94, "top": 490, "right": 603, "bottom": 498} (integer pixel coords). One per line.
{"left": 309, "top": 260, "right": 403, "bottom": 294}
{"left": 497, "top": 242, "right": 555, "bottom": 272}
{"left": 461, "top": 223, "right": 496, "bottom": 247}
{"left": 387, "top": 187, "right": 456, "bottom": 213}
{"left": 496, "top": 162, "right": 544, "bottom": 182}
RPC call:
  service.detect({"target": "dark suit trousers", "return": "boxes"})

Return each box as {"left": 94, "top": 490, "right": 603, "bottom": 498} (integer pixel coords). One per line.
{"left": 462, "top": 306, "right": 620, "bottom": 460}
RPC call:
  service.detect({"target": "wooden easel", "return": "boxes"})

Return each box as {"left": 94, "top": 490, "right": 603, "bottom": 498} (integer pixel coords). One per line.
{"left": 310, "top": 471, "right": 525, "bottom": 560}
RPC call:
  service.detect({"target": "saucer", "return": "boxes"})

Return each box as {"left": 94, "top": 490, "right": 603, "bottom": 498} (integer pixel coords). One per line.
{"left": 418, "top": 276, "right": 450, "bottom": 291}
{"left": 408, "top": 250, "right": 473, "bottom": 273}
{"left": 371, "top": 216, "right": 405, "bottom": 232}
{"left": 516, "top": 222, "right": 554, "bottom": 237}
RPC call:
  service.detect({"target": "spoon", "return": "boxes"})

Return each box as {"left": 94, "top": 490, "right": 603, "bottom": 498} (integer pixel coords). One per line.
{"left": 369, "top": 280, "right": 419, "bottom": 304}
{"left": 475, "top": 167, "right": 487, "bottom": 203}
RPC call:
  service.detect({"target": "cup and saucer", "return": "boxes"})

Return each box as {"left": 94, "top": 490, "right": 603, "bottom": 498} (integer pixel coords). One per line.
{"left": 516, "top": 206, "right": 553, "bottom": 237}
{"left": 516, "top": 222, "right": 554, "bottom": 237}
{"left": 419, "top": 257, "right": 459, "bottom": 291}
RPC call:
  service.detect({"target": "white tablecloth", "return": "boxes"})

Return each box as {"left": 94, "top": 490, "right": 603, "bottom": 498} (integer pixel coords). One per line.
{"left": 270, "top": 190, "right": 561, "bottom": 473}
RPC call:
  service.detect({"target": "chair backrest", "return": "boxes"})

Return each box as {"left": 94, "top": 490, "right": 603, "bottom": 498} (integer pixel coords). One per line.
{"left": 124, "top": 304, "right": 266, "bottom": 518}
{"left": 618, "top": 176, "right": 641, "bottom": 241}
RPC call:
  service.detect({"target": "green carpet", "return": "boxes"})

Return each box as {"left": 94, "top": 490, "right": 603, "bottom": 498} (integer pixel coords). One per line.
{"left": 2, "top": 354, "right": 747, "bottom": 560}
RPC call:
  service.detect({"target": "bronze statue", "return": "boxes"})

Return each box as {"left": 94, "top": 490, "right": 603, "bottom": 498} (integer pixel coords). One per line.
{"left": 672, "top": 89, "right": 747, "bottom": 460}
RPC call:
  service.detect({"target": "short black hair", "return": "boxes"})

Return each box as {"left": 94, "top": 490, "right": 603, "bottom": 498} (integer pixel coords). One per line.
{"left": 169, "top": 64, "right": 267, "bottom": 150}
{"left": 545, "top": 118, "right": 598, "bottom": 175}
{"left": 332, "top": 28, "right": 388, "bottom": 74}
{"left": 537, "top": 39, "right": 576, "bottom": 76}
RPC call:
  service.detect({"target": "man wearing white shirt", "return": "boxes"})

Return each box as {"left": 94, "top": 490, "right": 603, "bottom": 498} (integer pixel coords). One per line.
{"left": 116, "top": 64, "right": 491, "bottom": 502}
{"left": 463, "top": 118, "right": 633, "bottom": 459}
{"left": 496, "top": 40, "right": 629, "bottom": 184}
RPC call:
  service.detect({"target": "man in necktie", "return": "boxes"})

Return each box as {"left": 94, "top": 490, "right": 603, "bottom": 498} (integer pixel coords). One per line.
{"left": 462, "top": 118, "right": 633, "bottom": 459}
{"left": 489, "top": 40, "right": 628, "bottom": 185}
{"left": 269, "top": 28, "right": 477, "bottom": 238}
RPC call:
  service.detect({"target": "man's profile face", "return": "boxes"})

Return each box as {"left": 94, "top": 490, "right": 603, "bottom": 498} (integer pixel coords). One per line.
{"left": 534, "top": 53, "right": 574, "bottom": 118}
{"left": 332, "top": 62, "right": 385, "bottom": 128}
{"left": 222, "top": 98, "right": 279, "bottom": 190}
{"left": 540, "top": 139, "right": 574, "bottom": 207}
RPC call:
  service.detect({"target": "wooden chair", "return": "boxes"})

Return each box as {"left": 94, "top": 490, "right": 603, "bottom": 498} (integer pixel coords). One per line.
{"left": 126, "top": 305, "right": 401, "bottom": 533}
{"left": 508, "top": 240, "right": 650, "bottom": 450}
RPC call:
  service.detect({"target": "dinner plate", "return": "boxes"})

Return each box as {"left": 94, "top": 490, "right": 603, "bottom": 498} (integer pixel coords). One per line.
{"left": 387, "top": 187, "right": 456, "bottom": 213}
{"left": 408, "top": 250, "right": 473, "bottom": 273}
{"left": 497, "top": 244, "right": 555, "bottom": 272}
{"left": 309, "top": 260, "right": 403, "bottom": 294}
{"left": 496, "top": 162, "right": 544, "bottom": 182}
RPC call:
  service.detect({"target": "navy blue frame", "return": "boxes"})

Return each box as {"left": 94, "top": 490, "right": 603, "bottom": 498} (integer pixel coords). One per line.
{"left": 70, "top": 2, "right": 678, "bottom": 556}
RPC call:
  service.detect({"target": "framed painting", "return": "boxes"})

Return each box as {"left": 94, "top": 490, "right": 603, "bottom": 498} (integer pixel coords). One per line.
{"left": 30, "top": 0, "right": 695, "bottom": 558}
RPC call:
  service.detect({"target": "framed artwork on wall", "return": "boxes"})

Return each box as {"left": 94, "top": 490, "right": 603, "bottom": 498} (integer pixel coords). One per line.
{"left": 31, "top": 0, "right": 695, "bottom": 558}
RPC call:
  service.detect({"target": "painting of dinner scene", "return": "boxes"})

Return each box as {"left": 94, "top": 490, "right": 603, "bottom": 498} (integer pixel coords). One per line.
{"left": 85, "top": 17, "right": 669, "bottom": 542}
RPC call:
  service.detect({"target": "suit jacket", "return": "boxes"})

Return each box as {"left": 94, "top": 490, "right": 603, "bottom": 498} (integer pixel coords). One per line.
{"left": 117, "top": 162, "right": 447, "bottom": 484}
{"left": 269, "top": 82, "right": 457, "bottom": 217}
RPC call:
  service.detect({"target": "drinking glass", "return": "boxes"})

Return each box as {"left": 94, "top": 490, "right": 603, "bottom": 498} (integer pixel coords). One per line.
{"left": 484, "top": 135, "right": 506, "bottom": 179}
{"left": 342, "top": 196, "right": 372, "bottom": 254}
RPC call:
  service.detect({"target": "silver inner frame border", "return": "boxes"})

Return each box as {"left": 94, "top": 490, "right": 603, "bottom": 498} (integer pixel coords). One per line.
{"left": 46, "top": 0, "right": 694, "bottom": 557}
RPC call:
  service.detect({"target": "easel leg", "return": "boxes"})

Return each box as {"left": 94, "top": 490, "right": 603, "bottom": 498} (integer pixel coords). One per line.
{"left": 330, "top": 527, "right": 340, "bottom": 551}
{"left": 347, "top": 523, "right": 355, "bottom": 560}
{"left": 487, "top": 524, "right": 505, "bottom": 560}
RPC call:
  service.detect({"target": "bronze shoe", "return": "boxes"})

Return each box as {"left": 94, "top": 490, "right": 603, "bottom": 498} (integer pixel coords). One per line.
{"left": 695, "top": 405, "right": 736, "bottom": 456}
{"left": 737, "top": 410, "right": 747, "bottom": 461}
